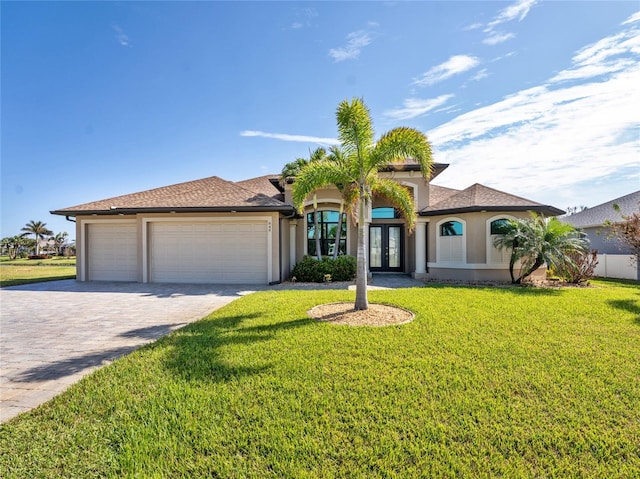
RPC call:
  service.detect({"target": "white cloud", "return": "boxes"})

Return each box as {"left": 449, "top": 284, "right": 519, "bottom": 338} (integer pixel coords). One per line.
{"left": 487, "top": 0, "right": 538, "bottom": 29}
{"left": 550, "top": 27, "right": 640, "bottom": 82}
{"left": 111, "top": 25, "right": 129, "bottom": 46}
{"left": 329, "top": 30, "right": 373, "bottom": 62}
{"left": 471, "top": 69, "right": 489, "bottom": 81}
{"left": 622, "top": 10, "right": 640, "bottom": 25}
{"left": 482, "top": 0, "right": 537, "bottom": 46}
{"left": 483, "top": 32, "right": 515, "bottom": 46}
{"left": 413, "top": 55, "right": 480, "bottom": 86}
{"left": 384, "top": 95, "right": 454, "bottom": 121}
{"left": 240, "top": 130, "right": 340, "bottom": 146}
{"left": 427, "top": 21, "right": 640, "bottom": 206}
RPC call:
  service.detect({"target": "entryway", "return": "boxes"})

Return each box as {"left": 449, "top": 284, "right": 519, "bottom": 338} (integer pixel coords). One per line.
{"left": 369, "top": 225, "right": 404, "bottom": 272}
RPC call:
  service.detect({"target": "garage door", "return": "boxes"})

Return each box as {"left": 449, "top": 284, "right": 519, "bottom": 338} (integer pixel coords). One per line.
{"left": 88, "top": 223, "right": 137, "bottom": 281}
{"left": 149, "top": 222, "right": 269, "bottom": 284}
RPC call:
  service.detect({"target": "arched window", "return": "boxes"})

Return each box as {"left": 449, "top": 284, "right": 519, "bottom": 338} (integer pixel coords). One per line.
{"left": 307, "top": 210, "right": 347, "bottom": 256}
{"left": 437, "top": 218, "right": 465, "bottom": 263}
{"left": 440, "top": 221, "right": 463, "bottom": 236}
{"left": 487, "top": 216, "right": 514, "bottom": 264}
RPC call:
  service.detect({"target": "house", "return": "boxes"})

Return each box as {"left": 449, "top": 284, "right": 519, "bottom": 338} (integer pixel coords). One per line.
{"left": 50, "top": 162, "right": 564, "bottom": 284}
{"left": 562, "top": 191, "right": 640, "bottom": 280}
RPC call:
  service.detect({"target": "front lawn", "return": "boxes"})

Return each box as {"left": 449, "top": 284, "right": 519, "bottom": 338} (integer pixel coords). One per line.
{"left": 0, "top": 264, "right": 76, "bottom": 287}
{"left": 1, "top": 281, "right": 638, "bottom": 477}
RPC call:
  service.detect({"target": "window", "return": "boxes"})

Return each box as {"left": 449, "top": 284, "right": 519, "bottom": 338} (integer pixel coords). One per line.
{"left": 372, "top": 207, "right": 400, "bottom": 219}
{"left": 437, "top": 219, "right": 465, "bottom": 263}
{"left": 440, "top": 221, "right": 463, "bottom": 236}
{"left": 490, "top": 219, "right": 511, "bottom": 235}
{"left": 488, "top": 217, "right": 513, "bottom": 264}
{"left": 307, "top": 210, "right": 347, "bottom": 256}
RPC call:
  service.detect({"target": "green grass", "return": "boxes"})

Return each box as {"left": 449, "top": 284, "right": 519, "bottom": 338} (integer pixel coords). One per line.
{"left": 0, "top": 264, "right": 75, "bottom": 287}
{"left": 0, "top": 255, "right": 76, "bottom": 265}
{"left": 1, "top": 281, "right": 638, "bottom": 477}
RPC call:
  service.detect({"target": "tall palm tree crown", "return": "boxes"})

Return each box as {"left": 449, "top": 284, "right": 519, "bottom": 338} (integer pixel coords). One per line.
{"left": 21, "top": 220, "right": 53, "bottom": 255}
{"left": 292, "top": 98, "right": 433, "bottom": 310}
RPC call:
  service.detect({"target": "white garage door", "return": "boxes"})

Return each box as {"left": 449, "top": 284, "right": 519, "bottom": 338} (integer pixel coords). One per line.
{"left": 88, "top": 223, "right": 137, "bottom": 281}
{"left": 149, "top": 222, "right": 269, "bottom": 284}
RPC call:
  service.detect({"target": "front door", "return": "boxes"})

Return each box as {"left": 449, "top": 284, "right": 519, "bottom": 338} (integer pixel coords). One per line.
{"left": 369, "top": 225, "right": 403, "bottom": 272}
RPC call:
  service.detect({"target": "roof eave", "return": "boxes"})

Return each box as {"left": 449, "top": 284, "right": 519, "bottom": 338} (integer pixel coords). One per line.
{"left": 50, "top": 205, "right": 297, "bottom": 216}
{"left": 419, "top": 205, "right": 565, "bottom": 217}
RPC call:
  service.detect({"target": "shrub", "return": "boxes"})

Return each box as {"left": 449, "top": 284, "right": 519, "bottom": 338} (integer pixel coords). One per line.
{"left": 559, "top": 250, "right": 599, "bottom": 284}
{"left": 291, "top": 255, "right": 357, "bottom": 283}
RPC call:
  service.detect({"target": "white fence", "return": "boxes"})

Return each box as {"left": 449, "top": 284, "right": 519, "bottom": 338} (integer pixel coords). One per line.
{"left": 594, "top": 254, "right": 639, "bottom": 280}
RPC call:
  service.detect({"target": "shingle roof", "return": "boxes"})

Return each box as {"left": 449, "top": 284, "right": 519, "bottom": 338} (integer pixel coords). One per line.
{"left": 51, "top": 175, "right": 293, "bottom": 216}
{"left": 562, "top": 190, "right": 640, "bottom": 228}
{"left": 235, "top": 175, "right": 284, "bottom": 201}
{"left": 429, "top": 184, "right": 460, "bottom": 205}
{"left": 421, "top": 183, "right": 564, "bottom": 216}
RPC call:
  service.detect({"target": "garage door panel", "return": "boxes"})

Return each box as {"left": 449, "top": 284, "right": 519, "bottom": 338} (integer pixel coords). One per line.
{"left": 150, "top": 222, "right": 269, "bottom": 284}
{"left": 88, "top": 223, "right": 137, "bottom": 281}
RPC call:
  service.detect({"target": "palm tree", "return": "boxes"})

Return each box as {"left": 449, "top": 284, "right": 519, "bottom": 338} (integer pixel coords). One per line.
{"left": 494, "top": 213, "right": 589, "bottom": 284}
{"left": 293, "top": 98, "right": 433, "bottom": 310}
{"left": 50, "top": 231, "right": 69, "bottom": 256}
{"left": 21, "top": 220, "right": 53, "bottom": 255}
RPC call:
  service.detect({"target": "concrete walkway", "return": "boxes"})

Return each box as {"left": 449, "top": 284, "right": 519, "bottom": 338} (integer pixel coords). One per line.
{"left": 0, "top": 275, "right": 423, "bottom": 423}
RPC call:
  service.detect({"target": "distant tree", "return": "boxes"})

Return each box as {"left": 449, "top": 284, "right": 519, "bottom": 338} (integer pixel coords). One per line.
{"left": 1, "top": 235, "right": 29, "bottom": 260}
{"left": 564, "top": 205, "right": 588, "bottom": 216}
{"left": 604, "top": 203, "right": 640, "bottom": 263}
{"left": 21, "top": 220, "right": 53, "bottom": 255}
{"left": 494, "top": 214, "right": 589, "bottom": 284}
{"left": 50, "top": 231, "right": 69, "bottom": 256}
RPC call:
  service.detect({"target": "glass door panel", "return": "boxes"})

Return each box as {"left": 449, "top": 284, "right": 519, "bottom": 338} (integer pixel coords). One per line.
{"left": 388, "top": 226, "right": 401, "bottom": 268}
{"left": 370, "top": 226, "right": 382, "bottom": 268}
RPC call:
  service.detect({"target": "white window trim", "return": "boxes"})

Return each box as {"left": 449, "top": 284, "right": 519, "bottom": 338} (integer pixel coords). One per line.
{"left": 435, "top": 217, "right": 466, "bottom": 266}
{"left": 486, "top": 215, "right": 516, "bottom": 267}
{"left": 141, "top": 216, "right": 272, "bottom": 283}
{"left": 303, "top": 204, "right": 350, "bottom": 256}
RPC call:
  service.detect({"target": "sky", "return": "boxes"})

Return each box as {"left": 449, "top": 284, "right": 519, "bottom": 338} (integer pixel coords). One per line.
{"left": 1, "top": 0, "right": 639, "bottom": 239}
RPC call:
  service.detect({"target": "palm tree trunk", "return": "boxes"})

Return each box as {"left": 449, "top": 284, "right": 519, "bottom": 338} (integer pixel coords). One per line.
{"left": 333, "top": 201, "right": 344, "bottom": 260}
{"left": 355, "top": 197, "right": 369, "bottom": 310}
{"left": 313, "top": 194, "right": 321, "bottom": 260}
{"left": 517, "top": 257, "right": 545, "bottom": 283}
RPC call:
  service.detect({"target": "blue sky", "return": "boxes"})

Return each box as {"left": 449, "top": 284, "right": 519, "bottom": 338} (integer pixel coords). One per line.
{"left": 2, "top": 0, "right": 639, "bottom": 239}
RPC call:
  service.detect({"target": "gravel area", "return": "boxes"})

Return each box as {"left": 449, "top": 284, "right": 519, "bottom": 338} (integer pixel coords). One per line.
{"left": 307, "top": 302, "right": 415, "bottom": 326}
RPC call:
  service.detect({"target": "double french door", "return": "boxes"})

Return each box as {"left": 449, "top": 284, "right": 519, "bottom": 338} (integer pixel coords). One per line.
{"left": 369, "top": 225, "right": 403, "bottom": 272}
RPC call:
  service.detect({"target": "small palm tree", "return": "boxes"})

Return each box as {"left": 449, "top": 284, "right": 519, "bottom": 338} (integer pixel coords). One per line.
{"left": 494, "top": 213, "right": 589, "bottom": 284}
{"left": 21, "top": 220, "right": 53, "bottom": 255}
{"left": 293, "top": 98, "right": 433, "bottom": 310}
{"left": 50, "top": 231, "right": 69, "bottom": 256}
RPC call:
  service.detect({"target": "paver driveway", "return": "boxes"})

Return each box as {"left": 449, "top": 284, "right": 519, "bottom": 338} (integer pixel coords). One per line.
{"left": 0, "top": 274, "right": 422, "bottom": 423}
{"left": 0, "top": 280, "right": 263, "bottom": 422}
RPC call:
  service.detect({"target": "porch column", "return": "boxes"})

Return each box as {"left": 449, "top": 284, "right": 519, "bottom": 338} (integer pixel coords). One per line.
{"left": 289, "top": 220, "right": 297, "bottom": 272}
{"left": 414, "top": 219, "right": 427, "bottom": 276}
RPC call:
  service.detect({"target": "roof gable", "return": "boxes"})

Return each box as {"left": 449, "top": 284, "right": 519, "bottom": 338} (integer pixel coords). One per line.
{"left": 422, "top": 183, "right": 564, "bottom": 216}
{"left": 562, "top": 190, "right": 640, "bottom": 228}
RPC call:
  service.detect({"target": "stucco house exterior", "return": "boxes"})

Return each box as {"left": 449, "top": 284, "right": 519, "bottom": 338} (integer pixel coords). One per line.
{"left": 51, "top": 162, "right": 563, "bottom": 284}
{"left": 562, "top": 190, "right": 639, "bottom": 280}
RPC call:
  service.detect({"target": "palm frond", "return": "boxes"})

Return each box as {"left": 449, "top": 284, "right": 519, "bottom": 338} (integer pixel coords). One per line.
{"left": 336, "top": 98, "right": 374, "bottom": 161}
{"left": 371, "top": 178, "right": 417, "bottom": 232}
{"left": 371, "top": 127, "right": 433, "bottom": 178}
{"left": 291, "top": 161, "right": 351, "bottom": 214}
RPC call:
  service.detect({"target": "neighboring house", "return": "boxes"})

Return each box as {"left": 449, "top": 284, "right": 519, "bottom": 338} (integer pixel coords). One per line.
{"left": 562, "top": 191, "right": 640, "bottom": 255}
{"left": 50, "top": 162, "right": 563, "bottom": 284}
{"left": 562, "top": 190, "right": 640, "bottom": 280}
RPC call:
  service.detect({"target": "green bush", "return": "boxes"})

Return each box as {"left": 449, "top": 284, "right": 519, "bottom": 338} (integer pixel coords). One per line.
{"left": 291, "top": 255, "right": 357, "bottom": 282}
